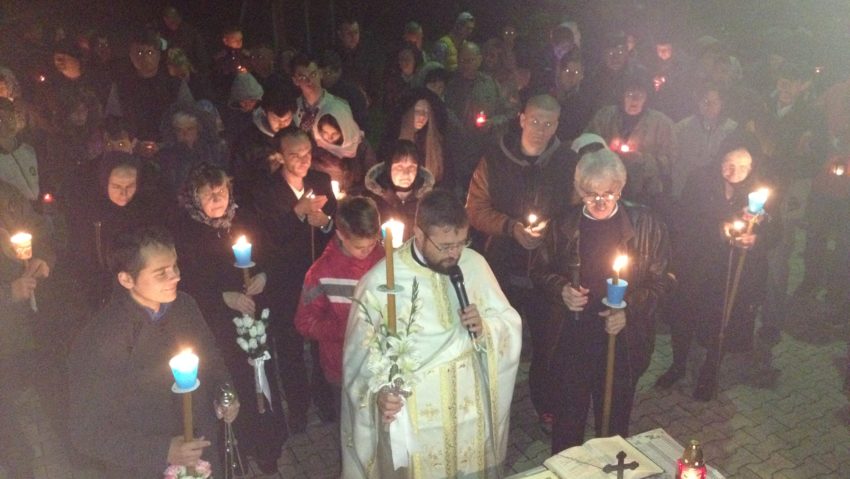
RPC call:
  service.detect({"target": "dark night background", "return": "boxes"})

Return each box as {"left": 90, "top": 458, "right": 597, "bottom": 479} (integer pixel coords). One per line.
{"left": 2, "top": 0, "right": 850, "bottom": 76}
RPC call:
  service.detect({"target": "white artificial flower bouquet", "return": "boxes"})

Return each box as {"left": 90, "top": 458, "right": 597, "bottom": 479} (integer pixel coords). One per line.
{"left": 355, "top": 279, "right": 423, "bottom": 396}
{"left": 233, "top": 308, "right": 273, "bottom": 412}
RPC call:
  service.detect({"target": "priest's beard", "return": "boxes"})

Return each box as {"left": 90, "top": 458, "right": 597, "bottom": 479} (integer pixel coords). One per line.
{"left": 422, "top": 250, "right": 461, "bottom": 275}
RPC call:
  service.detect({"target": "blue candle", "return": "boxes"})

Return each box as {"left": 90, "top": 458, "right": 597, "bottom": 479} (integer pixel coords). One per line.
{"left": 232, "top": 235, "right": 252, "bottom": 267}
{"left": 169, "top": 350, "right": 199, "bottom": 390}
{"left": 747, "top": 188, "right": 770, "bottom": 214}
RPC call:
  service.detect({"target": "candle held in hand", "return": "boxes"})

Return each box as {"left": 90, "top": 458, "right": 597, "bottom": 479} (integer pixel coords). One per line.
{"left": 10, "top": 232, "right": 33, "bottom": 260}
{"left": 232, "top": 235, "right": 253, "bottom": 267}
{"left": 475, "top": 111, "right": 487, "bottom": 127}
{"left": 747, "top": 188, "right": 769, "bottom": 214}
{"left": 170, "top": 349, "right": 199, "bottom": 390}
{"left": 527, "top": 213, "right": 538, "bottom": 228}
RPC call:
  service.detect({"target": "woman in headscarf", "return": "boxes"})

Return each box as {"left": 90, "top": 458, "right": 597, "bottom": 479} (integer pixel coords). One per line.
{"left": 363, "top": 139, "right": 434, "bottom": 241}
{"left": 171, "top": 163, "right": 288, "bottom": 476}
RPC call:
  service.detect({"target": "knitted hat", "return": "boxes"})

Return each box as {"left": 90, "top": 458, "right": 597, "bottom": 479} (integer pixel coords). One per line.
{"left": 228, "top": 72, "right": 264, "bottom": 108}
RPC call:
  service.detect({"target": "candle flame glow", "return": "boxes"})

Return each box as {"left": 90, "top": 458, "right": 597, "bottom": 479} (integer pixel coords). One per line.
{"left": 475, "top": 111, "right": 487, "bottom": 126}
{"left": 527, "top": 213, "right": 538, "bottom": 226}
{"left": 331, "top": 180, "right": 342, "bottom": 198}
{"left": 10, "top": 232, "right": 32, "bottom": 246}
{"left": 833, "top": 165, "right": 845, "bottom": 176}
{"left": 613, "top": 255, "right": 629, "bottom": 273}
{"left": 382, "top": 219, "right": 405, "bottom": 248}
{"left": 733, "top": 220, "right": 746, "bottom": 231}
{"left": 169, "top": 349, "right": 199, "bottom": 371}
{"left": 620, "top": 144, "right": 631, "bottom": 153}
{"left": 235, "top": 235, "right": 249, "bottom": 246}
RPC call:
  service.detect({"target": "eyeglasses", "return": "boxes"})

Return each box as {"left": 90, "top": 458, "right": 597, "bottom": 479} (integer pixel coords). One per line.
{"left": 426, "top": 235, "right": 471, "bottom": 253}
{"left": 293, "top": 70, "right": 319, "bottom": 83}
{"left": 581, "top": 192, "right": 620, "bottom": 205}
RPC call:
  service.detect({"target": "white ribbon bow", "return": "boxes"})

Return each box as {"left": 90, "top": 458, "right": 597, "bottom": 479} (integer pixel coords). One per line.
{"left": 248, "top": 350, "right": 273, "bottom": 411}
{"left": 389, "top": 400, "right": 418, "bottom": 470}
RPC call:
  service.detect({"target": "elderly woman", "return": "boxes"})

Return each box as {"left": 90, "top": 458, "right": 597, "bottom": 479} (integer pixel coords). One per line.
{"left": 656, "top": 138, "right": 780, "bottom": 400}
{"left": 363, "top": 139, "right": 435, "bottom": 242}
{"left": 531, "top": 148, "right": 671, "bottom": 452}
{"left": 172, "top": 163, "right": 287, "bottom": 475}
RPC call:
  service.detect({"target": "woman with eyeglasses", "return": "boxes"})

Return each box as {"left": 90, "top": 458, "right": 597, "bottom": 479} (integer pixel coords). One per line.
{"left": 172, "top": 163, "right": 288, "bottom": 476}
{"left": 363, "top": 139, "right": 434, "bottom": 243}
{"left": 531, "top": 148, "right": 671, "bottom": 452}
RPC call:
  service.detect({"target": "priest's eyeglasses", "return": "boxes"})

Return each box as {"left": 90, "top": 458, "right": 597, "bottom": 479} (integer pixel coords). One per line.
{"left": 426, "top": 236, "right": 472, "bottom": 253}
{"left": 581, "top": 192, "right": 620, "bottom": 206}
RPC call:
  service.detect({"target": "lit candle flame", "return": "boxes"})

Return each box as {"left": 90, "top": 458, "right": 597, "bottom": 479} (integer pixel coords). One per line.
{"left": 833, "top": 164, "right": 845, "bottom": 176}
{"left": 475, "top": 111, "right": 487, "bottom": 127}
{"left": 42, "top": 193, "right": 54, "bottom": 203}
{"left": 527, "top": 213, "right": 538, "bottom": 226}
{"left": 235, "top": 235, "right": 249, "bottom": 247}
{"left": 733, "top": 220, "right": 746, "bottom": 232}
{"left": 620, "top": 144, "right": 631, "bottom": 153}
{"left": 382, "top": 219, "right": 405, "bottom": 249}
{"left": 613, "top": 255, "right": 629, "bottom": 274}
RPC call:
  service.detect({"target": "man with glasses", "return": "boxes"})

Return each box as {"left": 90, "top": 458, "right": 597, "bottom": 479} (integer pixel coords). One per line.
{"left": 467, "top": 94, "right": 577, "bottom": 431}
{"left": 290, "top": 53, "right": 360, "bottom": 143}
{"left": 342, "top": 189, "right": 521, "bottom": 478}
{"left": 531, "top": 149, "right": 671, "bottom": 452}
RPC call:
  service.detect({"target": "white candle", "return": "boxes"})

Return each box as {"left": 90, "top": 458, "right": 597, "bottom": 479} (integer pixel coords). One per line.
{"left": 10, "top": 232, "right": 33, "bottom": 260}
{"left": 331, "top": 180, "right": 342, "bottom": 198}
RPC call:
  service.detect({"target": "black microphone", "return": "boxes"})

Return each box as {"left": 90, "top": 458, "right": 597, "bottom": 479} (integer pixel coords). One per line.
{"left": 448, "top": 265, "right": 475, "bottom": 339}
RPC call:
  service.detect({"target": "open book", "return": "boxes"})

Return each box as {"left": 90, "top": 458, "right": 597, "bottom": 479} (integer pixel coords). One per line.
{"left": 543, "top": 435, "right": 664, "bottom": 479}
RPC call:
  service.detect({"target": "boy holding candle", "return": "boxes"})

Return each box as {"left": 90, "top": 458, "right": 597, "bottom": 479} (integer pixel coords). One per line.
{"left": 68, "top": 226, "right": 238, "bottom": 477}
{"left": 294, "top": 196, "right": 383, "bottom": 414}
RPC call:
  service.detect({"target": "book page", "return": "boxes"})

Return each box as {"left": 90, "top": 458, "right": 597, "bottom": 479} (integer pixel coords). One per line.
{"left": 544, "top": 435, "right": 663, "bottom": 479}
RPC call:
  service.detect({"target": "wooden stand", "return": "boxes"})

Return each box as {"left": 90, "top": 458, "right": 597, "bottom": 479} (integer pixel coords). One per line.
{"left": 182, "top": 391, "right": 195, "bottom": 475}
{"left": 602, "top": 333, "right": 616, "bottom": 436}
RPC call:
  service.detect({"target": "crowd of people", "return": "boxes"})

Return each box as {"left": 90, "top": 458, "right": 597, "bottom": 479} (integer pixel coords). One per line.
{"left": 1, "top": 4, "right": 849, "bottom": 478}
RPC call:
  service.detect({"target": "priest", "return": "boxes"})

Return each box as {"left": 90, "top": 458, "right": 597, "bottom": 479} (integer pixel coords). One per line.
{"left": 341, "top": 189, "right": 522, "bottom": 478}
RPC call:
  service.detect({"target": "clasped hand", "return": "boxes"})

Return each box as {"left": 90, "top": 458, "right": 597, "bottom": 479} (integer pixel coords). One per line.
{"left": 294, "top": 194, "right": 330, "bottom": 227}
{"left": 512, "top": 222, "right": 545, "bottom": 250}
{"left": 561, "top": 285, "right": 627, "bottom": 335}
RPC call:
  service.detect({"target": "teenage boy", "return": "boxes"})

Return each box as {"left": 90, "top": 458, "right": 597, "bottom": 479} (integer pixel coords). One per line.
{"left": 294, "top": 196, "right": 383, "bottom": 410}
{"left": 68, "top": 226, "right": 238, "bottom": 477}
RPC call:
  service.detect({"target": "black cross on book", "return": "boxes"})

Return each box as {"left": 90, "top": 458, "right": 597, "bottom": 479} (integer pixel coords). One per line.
{"left": 602, "top": 450, "right": 639, "bottom": 479}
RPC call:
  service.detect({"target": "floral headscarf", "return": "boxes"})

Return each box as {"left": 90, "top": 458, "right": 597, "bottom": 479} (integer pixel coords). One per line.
{"left": 179, "top": 163, "right": 238, "bottom": 230}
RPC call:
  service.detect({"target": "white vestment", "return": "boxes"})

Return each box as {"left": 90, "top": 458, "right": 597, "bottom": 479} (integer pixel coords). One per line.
{"left": 341, "top": 241, "right": 522, "bottom": 478}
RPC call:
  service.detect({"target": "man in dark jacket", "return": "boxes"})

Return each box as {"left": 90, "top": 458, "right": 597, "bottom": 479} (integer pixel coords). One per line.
{"left": 466, "top": 94, "right": 577, "bottom": 426}
{"left": 250, "top": 128, "right": 337, "bottom": 432}
{"left": 68, "top": 226, "right": 238, "bottom": 477}
{"left": 531, "top": 149, "right": 671, "bottom": 452}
